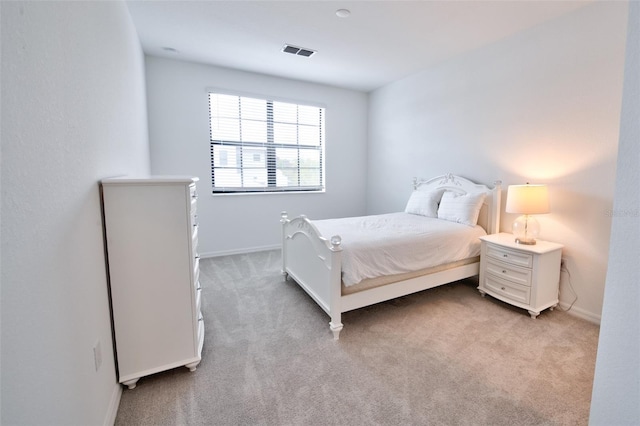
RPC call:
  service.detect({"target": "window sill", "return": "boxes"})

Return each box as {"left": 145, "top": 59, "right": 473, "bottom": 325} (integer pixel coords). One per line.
{"left": 211, "top": 190, "right": 325, "bottom": 196}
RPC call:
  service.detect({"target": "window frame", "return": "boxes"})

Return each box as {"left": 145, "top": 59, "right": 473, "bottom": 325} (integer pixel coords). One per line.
{"left": 208, "top": 91, "right": 325, "bottom": 194}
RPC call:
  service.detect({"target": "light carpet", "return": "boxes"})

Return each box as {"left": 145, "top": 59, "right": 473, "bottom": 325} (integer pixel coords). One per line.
{"left": 115, "top": 249, "right": 599, "bottom": 425}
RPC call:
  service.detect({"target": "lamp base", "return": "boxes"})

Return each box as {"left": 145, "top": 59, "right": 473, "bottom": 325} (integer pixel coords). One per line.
{"left": 514, "top": 237, "right": 537, "bottom": 245}
{"left": 512, "top": 215, "right": 540, "bottom": 246}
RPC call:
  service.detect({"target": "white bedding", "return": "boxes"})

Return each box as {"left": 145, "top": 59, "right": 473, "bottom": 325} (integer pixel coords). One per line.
{"left": 312, "top": 212, "right": 487, "bottom": 286}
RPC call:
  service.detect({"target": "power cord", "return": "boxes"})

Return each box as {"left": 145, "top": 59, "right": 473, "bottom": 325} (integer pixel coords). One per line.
{"left": 557, "top": 259, "right": 578, "bottom": 312}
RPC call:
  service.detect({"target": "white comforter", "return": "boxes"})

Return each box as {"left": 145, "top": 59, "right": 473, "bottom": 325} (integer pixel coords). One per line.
{"left": 312, "top": 212, "right": 486, "bottom": 287}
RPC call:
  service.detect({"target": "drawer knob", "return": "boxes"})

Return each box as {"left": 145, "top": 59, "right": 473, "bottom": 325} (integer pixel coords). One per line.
{"left": 503, "top": 254, "right": 508, "bottom": 258}
{"left": 501, "top": 287, "right": 506, "bottom": 291}
{"left": 502, "top": 270, "right": 507, "bottom": 274}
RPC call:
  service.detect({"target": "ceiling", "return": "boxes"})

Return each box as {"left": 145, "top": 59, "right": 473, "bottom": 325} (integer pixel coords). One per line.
{"left": 126, "top": 0, "right": 592, "bottom": 92}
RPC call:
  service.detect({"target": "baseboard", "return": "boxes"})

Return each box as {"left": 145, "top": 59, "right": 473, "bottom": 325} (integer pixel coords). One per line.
{"left": 199, "top": 244, "right": 281, "bottom": 258}
{"left": 559, "top": 302, "right": 601, "bottom": 325}
{"left": 103, "top": 383, "right": 122, "bottom": 426}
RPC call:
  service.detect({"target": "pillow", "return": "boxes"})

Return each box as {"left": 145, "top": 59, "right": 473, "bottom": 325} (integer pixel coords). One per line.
{"left": 404, "top": 189, "right": 445, "bottom": 218}
{"left": 437, "top": 191, "right": 486, "bottom": 226}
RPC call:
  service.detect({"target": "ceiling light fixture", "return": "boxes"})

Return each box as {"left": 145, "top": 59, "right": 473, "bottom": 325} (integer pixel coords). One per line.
{"left": 336, "top": 8, "right": 351, "bottom": 18}
{"left": 281, "top": 44, "right": 316, "bottom": 58}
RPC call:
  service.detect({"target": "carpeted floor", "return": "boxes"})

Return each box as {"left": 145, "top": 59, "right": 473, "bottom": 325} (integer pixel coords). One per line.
{"left": 115, "top": 250, "right": 600, "bottom": 425}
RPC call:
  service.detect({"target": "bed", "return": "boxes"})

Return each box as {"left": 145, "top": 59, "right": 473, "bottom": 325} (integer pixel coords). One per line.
{"left": 280, "top": 174, "right": 502, "bottom": 339}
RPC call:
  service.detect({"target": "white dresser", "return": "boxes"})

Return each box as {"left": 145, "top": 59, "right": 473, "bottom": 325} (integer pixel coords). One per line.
{"left": 478, "top": 233, "right": 563, "bottom": 319}
{"left": 101, "top": 176, "right": 203, "bottom": 389}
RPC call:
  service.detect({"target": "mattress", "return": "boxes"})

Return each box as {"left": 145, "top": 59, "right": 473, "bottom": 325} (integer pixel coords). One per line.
{"left": 312, "top": 212, "right": 486, "bottom": 287}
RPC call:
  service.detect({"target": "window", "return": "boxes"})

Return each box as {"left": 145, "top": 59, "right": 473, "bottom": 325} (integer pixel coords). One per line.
{"left": 208, "top": 93, "right": 325, "bottom": 193}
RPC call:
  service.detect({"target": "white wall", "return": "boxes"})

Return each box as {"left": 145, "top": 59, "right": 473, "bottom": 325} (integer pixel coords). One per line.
{"left": 367, "top": 2, "right": 628, "bottom": 323}
{"left": 1, "top": 1, "right": 149, "bottom": 424}
{"left": 590, "top": 1, "right": 639, "bottom": 423}
{"left": 145, "top": 57, "right": 368, "bottom": 256}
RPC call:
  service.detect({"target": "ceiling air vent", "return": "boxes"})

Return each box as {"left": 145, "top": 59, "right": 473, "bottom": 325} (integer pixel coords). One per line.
{"left": 282, "top": 44, "right": 316, "bottom": 58}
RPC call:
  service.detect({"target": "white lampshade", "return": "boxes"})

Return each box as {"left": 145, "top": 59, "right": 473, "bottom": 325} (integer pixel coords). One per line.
{"left": 506, "top": 184, "right": 549, "bottom": 214}
{"left": 506, "top": 184, "right": 549, "bottom": 245}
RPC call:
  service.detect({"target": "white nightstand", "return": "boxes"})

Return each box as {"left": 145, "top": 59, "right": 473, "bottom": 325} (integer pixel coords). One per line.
{"left": 478, "top": 233, "right": 563, "bottom": 318}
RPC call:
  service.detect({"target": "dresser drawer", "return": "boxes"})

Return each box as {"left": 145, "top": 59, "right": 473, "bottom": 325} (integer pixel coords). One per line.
{"left": 484, "top": 274, "right": 530, "bottom": 305}
{"left": 193, "top": 264, "right": 200, "bottom": 289}
{"left": 486, "top": 259, "right": 532, "bottom": 286}
{"left": 192, "top": 225, "right": 199, "bottom": 252}
{"left": 193, "top": 256, "right": 200, "bottom": 283}
{"left": 486, "top": 244, "right": 533, "bottom": 268}
{"left": 195, "top": 284, "right": 202, "bottom": 314}
{"left": 190, "top": 184, "right": 198, "bottom": 211}
{"left": 197, "top": 314, "right": 204, "bottom": 349}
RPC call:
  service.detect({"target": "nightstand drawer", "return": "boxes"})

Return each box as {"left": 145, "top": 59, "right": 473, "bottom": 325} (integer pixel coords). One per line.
{"left": 486, "top": 244, "right": 533, "bottom": 268}
{"left": 486, "top": 259, "right": 532, "bottom": 286}
{"left": 484, "top": 274, "right": 530, "bottom": 305}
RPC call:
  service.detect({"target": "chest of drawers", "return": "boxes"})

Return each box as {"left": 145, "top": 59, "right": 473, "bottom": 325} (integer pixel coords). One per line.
{"left": 478, "top": 233, "right": 563, "bottom": 318}
{"left": 101, "top": 176, "right": 204, "bottom": 389}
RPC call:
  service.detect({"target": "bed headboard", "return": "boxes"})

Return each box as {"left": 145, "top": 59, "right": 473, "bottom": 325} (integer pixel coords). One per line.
{"left": 413, "top": 173, "right": 502, "bottom": 234}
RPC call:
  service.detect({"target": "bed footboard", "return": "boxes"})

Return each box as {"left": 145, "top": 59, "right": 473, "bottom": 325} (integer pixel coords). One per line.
{"left": 281, "top": 212, "right": 343, "bottom": 339}
{"left": 280, "top": 175, "right": 501, "bottom": 340}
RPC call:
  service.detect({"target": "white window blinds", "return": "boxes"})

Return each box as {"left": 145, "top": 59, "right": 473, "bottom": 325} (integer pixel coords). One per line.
{"left": 209, "top": 93, "right": 325, "bottom": 193}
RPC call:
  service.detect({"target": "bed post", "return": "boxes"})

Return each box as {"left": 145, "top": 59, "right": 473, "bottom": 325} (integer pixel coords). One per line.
{"left": 280, "top": 211, "right": 289, "bottom": 278}
{"left": 328, "top": 235, "right": 343, "bottom": 340}
{"left": 490, "top": 181, "right": 502, "bottom": 234}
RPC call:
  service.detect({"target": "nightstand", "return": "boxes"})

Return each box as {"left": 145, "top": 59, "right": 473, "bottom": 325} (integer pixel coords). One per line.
{"left": 478, "top": 232, "right": 563, "bottom": 318}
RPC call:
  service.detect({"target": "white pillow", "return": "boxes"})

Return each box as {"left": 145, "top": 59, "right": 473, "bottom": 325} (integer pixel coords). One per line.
{"left": 437, "top": 191, "right": 486, "bottom": 226}
{"left": 404, "top": 190, "right": 445, "bottom": 218}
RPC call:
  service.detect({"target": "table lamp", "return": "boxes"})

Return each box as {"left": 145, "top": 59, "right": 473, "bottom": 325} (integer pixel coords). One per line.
{"left": 505, "top": 183, "right": 549, "bottom": 245}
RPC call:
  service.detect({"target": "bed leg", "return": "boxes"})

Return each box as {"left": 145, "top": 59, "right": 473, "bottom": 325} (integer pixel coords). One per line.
{"left": 329, "top": 322, "right": 343, "bottom": 340}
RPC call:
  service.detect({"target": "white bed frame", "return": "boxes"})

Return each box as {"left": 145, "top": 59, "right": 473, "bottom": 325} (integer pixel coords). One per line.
{"left": 280, "top": 174, "right": 502, "bottom": 339}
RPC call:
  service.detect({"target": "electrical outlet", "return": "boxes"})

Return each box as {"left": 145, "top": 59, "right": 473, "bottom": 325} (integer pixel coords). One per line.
{"left": 93, "top": 340, "right": 102, "bottom": 372}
